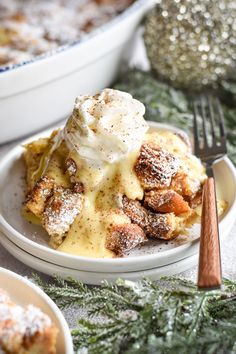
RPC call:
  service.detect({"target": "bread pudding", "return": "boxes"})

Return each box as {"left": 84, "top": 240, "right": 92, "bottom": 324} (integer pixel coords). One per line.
{"left": 0, "top": 0, "right": 134, "bottom": 68}
{"left": 0, "top": 289, "right": 58, "bottom": 354}
{"left": 23, "top": 88, "right": 210, "bottom": 258}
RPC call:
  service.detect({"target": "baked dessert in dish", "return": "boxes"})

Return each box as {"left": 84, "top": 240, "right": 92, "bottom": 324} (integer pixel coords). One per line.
{"left": 0, "top": 0, "right": 134, "bottom": 68}
{"left": 23, "top": 88, "right": 218, "bottom": 258}
{"left": 0, "top": 289, "right": 58, "bottom": 354}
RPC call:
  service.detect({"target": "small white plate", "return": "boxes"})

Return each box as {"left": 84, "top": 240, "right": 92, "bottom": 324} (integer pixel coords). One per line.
{"left": 0, "top": 266, "right": 74, "bottom": 353}
{"left": 0, "top": 122, "right": 236, "bottom": 272}
{"left": 0, "top": 232, "right": 198, "bottom": 284}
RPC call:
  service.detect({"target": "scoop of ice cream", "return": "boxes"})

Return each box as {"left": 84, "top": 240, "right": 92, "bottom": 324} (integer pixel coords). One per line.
{"left": 63, "top": 88, "right": 149, "bottom": 163}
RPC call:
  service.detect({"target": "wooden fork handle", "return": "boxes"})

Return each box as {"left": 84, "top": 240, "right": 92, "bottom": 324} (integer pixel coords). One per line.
{"left": 197, "top": 177, "right": 222, "bottom": 289}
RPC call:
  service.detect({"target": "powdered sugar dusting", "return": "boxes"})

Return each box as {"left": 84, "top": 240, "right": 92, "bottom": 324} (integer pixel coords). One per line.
{"left": 0, "top": 290, "right": 52, "bottom": 351}
{"left": 0, "top": 0, "right": 133, "bottom": 68}
{"left": 134, "top": 143, "right": 180, "bottom": 189}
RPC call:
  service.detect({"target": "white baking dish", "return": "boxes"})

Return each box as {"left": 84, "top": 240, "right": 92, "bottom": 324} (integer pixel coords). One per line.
{"left": 0, "top": 0, "right": 153, "bottom": 144}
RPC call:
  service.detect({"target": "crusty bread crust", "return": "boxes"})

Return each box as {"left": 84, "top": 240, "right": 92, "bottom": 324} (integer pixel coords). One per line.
{"left": 25, "top": 176, "right": 54, "bottom": 217}
{"left": 42, "top": 186, "right": 84, "bottom": 248}
{"left": 134, "top": 143, "right": 180, "bottom": 189}
{"left": 122, "top": 196, "right": 179, "bottom": 240}
{"left": 122, "top": 196, "right": 148, "bottom": 229}
{"left": 106, "top": 224, "right": 147, "bottom": 255}
{"left": 144, "top": 189, "right": 190, "bottom": 215}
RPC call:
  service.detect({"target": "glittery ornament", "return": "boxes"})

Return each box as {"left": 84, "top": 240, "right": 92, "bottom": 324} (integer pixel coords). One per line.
{"left": 144, "top": 0, "right": 236, "bottom": 90}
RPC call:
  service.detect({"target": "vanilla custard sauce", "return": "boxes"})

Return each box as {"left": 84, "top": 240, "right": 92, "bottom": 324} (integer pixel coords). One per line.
{"left": 58, "top": 149, "right": 143, "bottom": 258}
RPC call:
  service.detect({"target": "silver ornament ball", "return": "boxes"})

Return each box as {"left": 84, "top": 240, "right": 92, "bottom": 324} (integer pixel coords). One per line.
{"left": 144, "top": 0, "right": 236, "bottom": 90}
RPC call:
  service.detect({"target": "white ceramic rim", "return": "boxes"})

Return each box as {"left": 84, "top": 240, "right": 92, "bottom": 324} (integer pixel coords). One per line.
{"left": 0, "top": 266, "right": 74, "bottom": 353}
{"left": 0, "top": 121, "right": 236, "bottom": 272}
{"left": 0, "top": 232, "right": 198, "bottom": 284}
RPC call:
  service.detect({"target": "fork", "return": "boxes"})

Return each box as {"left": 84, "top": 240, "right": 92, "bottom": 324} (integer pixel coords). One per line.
{"left": 193, "top": 96, "right": 227, "bottom": 289}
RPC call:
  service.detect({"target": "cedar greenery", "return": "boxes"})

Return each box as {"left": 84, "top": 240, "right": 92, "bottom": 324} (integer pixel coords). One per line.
{"left": 35, "top": 275, "right": 236, "bottom": 354}
{"left": 114, "top": 69, "right": 236, "bottom": 165}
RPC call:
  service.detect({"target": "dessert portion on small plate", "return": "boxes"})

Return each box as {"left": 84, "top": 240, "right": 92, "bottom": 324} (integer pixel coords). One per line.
{"left": 23, "top": 89, "right": 207, "bottom": 257}
{"left": 0, "top": 89, "right": 235, "bottom": 273}
{"left": 0, "top": 267, "right": 73, "bottom": 354}
{"left": 23, "top": 89, "right": 230, "bottom": 255}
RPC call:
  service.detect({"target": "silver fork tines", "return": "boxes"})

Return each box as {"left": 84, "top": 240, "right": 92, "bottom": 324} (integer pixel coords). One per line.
{"left": 193, "top": 96, "right": 227, "bottom": 163}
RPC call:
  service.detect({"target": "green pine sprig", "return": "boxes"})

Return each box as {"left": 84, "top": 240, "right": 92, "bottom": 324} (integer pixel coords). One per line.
{"left": 34, "top": 275, "right": 236, "bottom": 354}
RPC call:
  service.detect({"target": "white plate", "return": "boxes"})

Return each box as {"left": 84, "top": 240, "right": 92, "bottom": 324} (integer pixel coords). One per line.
{"left": 0, "top": 232, "right": 198, "bottom": 285}
{"left": 0, "top": 266, "right": 74, "bottom": 353}
{"left": 0, "top": 122, "right": 236, "bottom": 272}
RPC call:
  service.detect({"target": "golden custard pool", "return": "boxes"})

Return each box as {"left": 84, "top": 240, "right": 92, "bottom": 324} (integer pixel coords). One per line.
{"left": 23, "top": 88, "right": 211, "bottom": 259}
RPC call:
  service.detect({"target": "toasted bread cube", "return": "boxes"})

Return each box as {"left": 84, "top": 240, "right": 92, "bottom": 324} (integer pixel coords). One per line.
{"left": 25, "top": 176, "right": 54, "bottom": 218}
{"left": 122, "top": 196, "right": 148, "bottom": 229}
{"left": 134, "top": 143, "right": 180, "bottom": 190}
{"left": 42, "top": 187, "right": 83, "bottom": 248}
{"left": 144, "top": 189, "right": 190, "bottom": 215}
